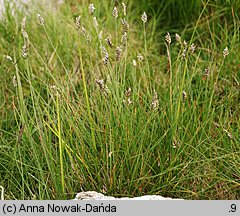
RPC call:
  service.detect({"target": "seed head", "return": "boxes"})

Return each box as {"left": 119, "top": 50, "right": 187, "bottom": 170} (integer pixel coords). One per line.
{"left": 122, "top": 2, "right": 127, "bottom": 16}
{"left": 22, "top": 31, "right": 28, "bottom": 38}
{"left": 12, "top": 75, "right": 17, "bottom": 87}
{"left": 121, "top": 19, "right": 129, "bottom": 33}
{"left": 189, "top": 43, "right": 196, "bottom": 54}
{"left": 141, "top": 12, "right": 147, "bottom": 23}
{"left": 182, "top": 41, "right": 188, "bottom": 60}
{"left": 98, "top": 31, "right": 103, "bottom": 40}
{"left": 125, "top": 87, "right": 132, "bottom": 97}
{"left": 182, "top": 91, "right": 187, "bottom": 101}
{"left": 37, "top": 14, "right": 44, "bottom": 26}
{"left": 121, "top": 32, "right": 127, "bottom": 45}
{"left": 151, "top": 90, "right": 159, "bottom": 111}
{"left": 102, "top": 47, "right": 109, "bottom": 65}
{"left": 175, "top": 33, "right": 181, "bottom": 43}
{"left": 96, "top": 79, "right": 109, "bottom": 94}
{"left": 21, "top": 17, "right": 26, "bottom": 32}
{"left": 86, "top": 33, "right": 92, "bottom": 44}
{"left": 123, "top": 98, "right": 133, "bottom": 106}
{"left": 75, "top": 15, "right": 81, "bottom": 29}
{"left": 223, "top": 47, "right": 229, "bottom": 58}
{"left": 81, "top": 26, "right": 87, "bottom": 37}
{"left": 132, "top": 59, "right": 137, "bottom": 67}
{"left": 202, "top": 67, "right": 210, "bottom": 79}
{"left": 4, "top": 55, "right": 13, "bottom": 61}
{"left": 21, "top": 44, "right": 28, "bottom": 58}
{"left": 89, "top": 3, "right": 95, "bottom": 15}
{"left": 116, "top": 46, "right": 122, "bottom": 62}
{"left": 165, "top": 32, "right": 171, "bottom": 45}
{"left": 223, "top": 129, "right": 232, "bottom": 139}
{"left": 50, "top": 85, "right": 61, "bottom": 98}
{"left": 93, "top": 17, "right": 98, "bottom": 28}
{"left": 112, "top": 6, "right": 118, "bottom": 18}
{"left": 123, "top": 87, "right": 133, "bottom": 106}
{"left": 105, "top": 36, "right": 113, "bottom": 48}
{"left": 137, "top": 53, "right": 144, "bottom": 62}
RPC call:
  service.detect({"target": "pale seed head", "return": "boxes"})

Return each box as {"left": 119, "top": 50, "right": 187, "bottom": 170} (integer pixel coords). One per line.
{"left": 121, "top": 32, "right": 127, "bottom": 45}
{"left": 151, "top": 89, "right": 159, "bottom": 111}
{"left": 137, "top": 53, "right": 144, "bottom": 62}
{"left": 93, "top": 17, "right": 98, "bottom": 28}
{"left": 112, "top": 6, "right": 118, "bottom": 18}
{"left": 105, "top": 36, "right": 114, "bottom": 48}
{"left": 175, "top": 33, "right": 181, "bottom": 43}
{"left": 89, "top": 3, "right": 95, "bottom": 15}
{"left": 223, "top": 47, "right": 229, "bottom": 58}
{"left": 121, "top": 19, "right": 129, "bottom": 33}
{"left": 21, "top": 17, "right": 26, "bottom": 32}
{"left": 141, "top": 12, "right": 147, "bottom": 23}
{"left": 190, "top": 43, "right": 196, "bottom": 54}
{"left": 165, "top": 32, "right": 171, "bottom": 45}
{"left": 22, "top": 44, "right": 28, "bottom": 58}
{"left": 75, "top": 15, "right": 81, "bottom": 29}
{"left": 37, "top": 14, "right": 44, "bottom": 26}
{"left": 4, "top": 55, "right": 13, "bottom": 61}
{"left": 12, "top": 75, "right": 17, "bottom": 87}
{"left": 116, "top": 46, "right": 122, "bottom": 62}
{"left": 182, "top": 91, "right": 187, "bottom": 101}
{"left": 133, "top": 59, "right": 137, "bottom": 67}
{"left": 122, "top": 2, "right": 127, "bottom": 16}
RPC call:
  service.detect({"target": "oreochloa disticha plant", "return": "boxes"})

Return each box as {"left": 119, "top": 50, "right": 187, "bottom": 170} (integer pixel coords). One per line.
{"left": 0, "top": 1, "right": 239, "bottom": 200}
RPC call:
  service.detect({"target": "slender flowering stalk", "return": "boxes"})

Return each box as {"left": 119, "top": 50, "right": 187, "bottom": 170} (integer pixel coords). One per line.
{"left": 37, "top": 14, "right": 44, "bottom": 26}
{"left": 141, "top": 12, "right": 147, "bottom": 23}
{"left": 223, "top": 47, "right": 229, "bottom": 58}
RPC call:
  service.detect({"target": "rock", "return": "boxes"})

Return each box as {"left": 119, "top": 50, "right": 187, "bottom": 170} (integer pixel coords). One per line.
{"left": 74, "top": 191, "right": 183, "bottom": 200}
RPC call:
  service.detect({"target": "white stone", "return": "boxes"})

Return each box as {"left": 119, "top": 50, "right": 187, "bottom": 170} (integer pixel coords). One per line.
{"left": 74, "top": 191, "right": 183, "bottom": 200}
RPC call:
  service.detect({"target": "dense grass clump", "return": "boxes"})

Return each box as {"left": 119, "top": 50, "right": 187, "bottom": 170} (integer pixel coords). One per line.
{"left": 0, "top": 0, "right": 239, "bottom": 199}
